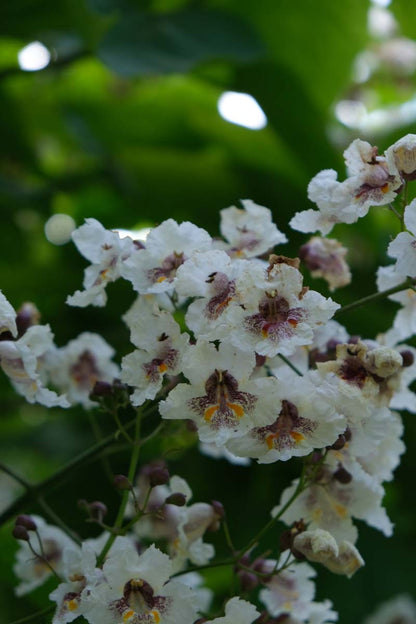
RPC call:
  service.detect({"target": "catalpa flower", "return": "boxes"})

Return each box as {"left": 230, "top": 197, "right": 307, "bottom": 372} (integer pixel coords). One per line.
{"left": 67, "top": 219, "right": 135, "bottom": 307}
{"left": 82, "top": 539, "right": 198, "bottom": 624}
{"left": 290, "top": 139, "right": 401, "bottom": 235}
{"left": 121, "top": 219, "right": 212, "bottom": 295}
{"left": 0, "top": 320, "right": 69, "bottom": 408}
{"left": 385, "top": 133, "right": 416, "bottom": 181}
{"left": 223, "top": 256, "right": 339, "bottom": 357}
{"left": 175, "top": 249, "right": 249, "bottom": 340}
{"left": 14, "top": 516, "right": 77, "bottom": 596}
{"left": 46, "top": 332, "right": 119, "bottom": 408}
{"left": 219, "top": 199, "right": 287, "bottom": 258}
{"left": 376, "top": 265, "right": 416, "bottom": 346}
{"left": 209, "top": 597, "right": 259, "bottom": 624}
{"left": 226, "top": 368, "right": 345, "bottom": 463}
{"left": 299, "top": 236, "right": 351, "bottom": 291}
{"left": 387, "top": 199, "right": 416, "bottom": 278}
{"left": 159, "top": 340, "right": 279, "bottom": 445}
{"left": 273, "top": 461, "right": 393, "bottom": 545}
{"left": 50, "top": 543, "right": 102, "bottom": 624}
{"left": 121, "top": 297, "right": 189, "bottom": 405}
{"left": 259, "top": 557, "right": 325, "bottom": 621}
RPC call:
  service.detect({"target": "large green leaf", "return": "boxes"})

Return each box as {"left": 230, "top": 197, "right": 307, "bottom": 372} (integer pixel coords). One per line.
{"left": 98, "top": 8, "right": 264, "bottom": 76}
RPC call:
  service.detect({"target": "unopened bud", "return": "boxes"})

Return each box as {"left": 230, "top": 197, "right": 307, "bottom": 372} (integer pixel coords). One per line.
{"left": 16, "top": 303, "right": 40, "bottom": 336}
{"left": 149, "top": 466, "right": 170, "bottom": 488}
{"left": 91, "top": 380, "right": 113, "bottom": 398}
{"left": 238, "top": 569, "right": 259, "bottom": 592}
{"left": 211, "top": 500, "right": 225, "bottom": 519}
{"left": 165, "top": 492, "right": 186, "bottom": 506}
{"left": 333, "top": 466, "right": 352, "bottom": 484}
{"left": 13, "top": 525, "right": 30, "bottom": 541}
{"left": 89, "top": 501, "right": 108, "bottom": 521}
{"left": 279, "top": 529, "right": 292, "bottom": 552}
{"left": 15, "top": 514, "right": 37, "bottom": 531}
{"left": 113, "top": 474, "right": 132, "bottom": 491}
{"left": 327, "top": 433, "right": 346, "bottom": 451}
{"left": 400, "top": 350, "right": 414, "bottom": 367}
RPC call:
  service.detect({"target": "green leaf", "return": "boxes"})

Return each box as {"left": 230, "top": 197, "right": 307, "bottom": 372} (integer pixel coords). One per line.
{"left": 98, "top": 9, "right": 264, "bottom": 76}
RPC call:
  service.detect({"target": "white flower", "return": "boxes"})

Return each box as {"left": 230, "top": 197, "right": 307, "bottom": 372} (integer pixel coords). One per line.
{"left": 290, "top": 140, "right": 401, "bottom": 235}
{"left": 50, "top": 543, "right": 102, "bottom": 624}
{"left": 376, "top": 265, "right": 416, "bottom": 345}
{"left": 121, "top": 219, "right": 212, "bottom": 295}
{"left": 299, "top": 237, "right": 351, "bottom": 291}
{"left": 14, "top": 516, "right": 77, "bottom": 596}
{"left": 121, "top": 297, "right": 189, "bottom": 405}
{"left": 82, "top": 539, "right": 199, "bottom": 624}
{"left": 224, "top": 258, "right": 339, "bottom": 357}
{"left": 0, "top": 324, "right": 69, "bottom": 408}
{"left": 0, "top": 290, "right": 18, "bottom": 337}
{"left": 259, "top": 557, "right": 317, "bottom": 620}
{"left": 226, "top": 369, "right": 345, "bottom": 463}
{"left": 210, "top": 597, "right": 259, "bottom": 624}
{"left": 363, "top": 594, "right": 416, "bottom": 624}
{"left": 175, "top": 250, "right": 249, "bottom": 340}
{"left": 67, "top": 219, "right": 135, "bottom": 307}
{"left": 385, "top": 133, "right": 416, "bottom": 181}
{"left": 387, "top": 199, "right": 416, "bottom": 278}
{"left": 220, "top": 199, "right": 287, "bottom": 257}
{"left": 272, "top": 461, "right": 393, "bottom": 544}
{"left": 159, "top": 340, "right": 279, "bottom": 445}
{"left": 46, "top": 333, "right": 119, "bottom": 408}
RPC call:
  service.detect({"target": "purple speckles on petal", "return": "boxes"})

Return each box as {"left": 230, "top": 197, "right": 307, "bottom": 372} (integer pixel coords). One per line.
{"left": 148, "top": 252, "right": 185, "bottom": 284}
{"left": 205, "top": 272, "right": 236, "bottom": 320}
{"left": 245, "top": 294, "right": 304, "bottom": 342}
{"left": 188, "top": 369, "right": 257, "bottom": 429}
{"left": 253, "top": 400, "right": 316, "bottom": 451}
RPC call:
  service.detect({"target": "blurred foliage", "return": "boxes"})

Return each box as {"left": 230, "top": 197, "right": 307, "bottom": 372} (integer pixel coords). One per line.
{"left": 0, "top": 0, "right": 416, "bottom": 622}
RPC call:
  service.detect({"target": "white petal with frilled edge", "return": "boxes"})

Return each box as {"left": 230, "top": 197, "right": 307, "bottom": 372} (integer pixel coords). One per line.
{"left": 210, "top": 597, "right": 260, "bottom": 624}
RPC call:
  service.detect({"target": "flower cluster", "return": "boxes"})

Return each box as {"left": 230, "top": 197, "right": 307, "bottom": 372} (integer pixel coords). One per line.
{"left": 2, "top": 135, "right": 416, "bottom": 623}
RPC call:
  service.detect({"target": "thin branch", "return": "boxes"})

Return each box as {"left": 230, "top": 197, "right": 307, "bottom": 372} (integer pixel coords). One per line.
{"left": 334, "top": 278, "right": 415, "bottom": 317}
{"left": 0, "top": 416, "right": 137, "bottom": 527}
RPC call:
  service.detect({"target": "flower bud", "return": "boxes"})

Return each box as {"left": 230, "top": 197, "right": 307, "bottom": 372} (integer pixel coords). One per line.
{"left": 386, "top": 134, "right": 416, "bottom": 181}
{"left": 91, "top": 380, "right": 113, "bottom": 398}
{"left": 13, "top": 525, "right": 30, "bottom": 541}
{"left": 16, "top": 302, "right": 40, "bottom": 337}
{"left": 211, "top": 500, "right": 225, "bottom": 520}
{"left": 113, "top": 474, "right": 132, "bottom": 491}
{"left": 15, "top": 514, "right": 37, "bottom": 531}
{"left": 149, "top": 466, "right": 170, "bottom": 487}
{"left": 333, "top": 465, "right": 352, "bottom": 484}
{"left": 327, "top": 433, "right": 346, "bottom": 451}
{"left": 400, "top": 350, "right": 414, "bottom": 367}
{"left": 238, "top": 569, "right": 259, "bottom": 592}
{"left": 165, "top": 492, "right": 186, "bottom": 506}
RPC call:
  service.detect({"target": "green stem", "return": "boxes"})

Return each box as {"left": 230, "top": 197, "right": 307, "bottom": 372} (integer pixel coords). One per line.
{"left": 37, "top": 497, "right": 81, "bottom": 545}
{"left": 277, "top": 354, "right": 304, "bottom": 377}
{"left": 237, "top": 467, "right": 308, "bottom": 559}
{"left": 97, "top": 412, "right": 142, "bottom": 566}
{"left": 223, "top": 517, "right": 236, "bottom": 554}
{"left": 172, "top": 556, "right": 236, "bottom": 578}
{"left": 334, "top": 278, "right": 415, "bottom": 317}
{"left": 0, "top": 416, "right": 138, "bottom": 527}
{"left": 0, "top": 463, "right": 31, "bottom": 489}
{"left": 88, "top": 411, "right": 114, "bottom": 485}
